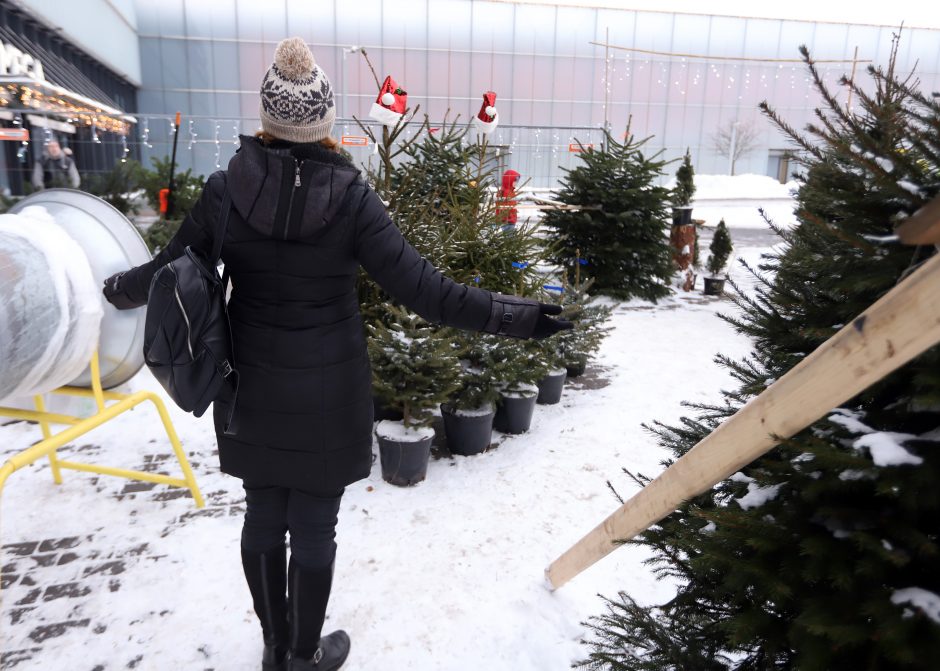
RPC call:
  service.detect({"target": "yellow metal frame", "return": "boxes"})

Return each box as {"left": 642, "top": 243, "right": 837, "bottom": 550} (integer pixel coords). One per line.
{"left": 0, "top": 352, "right": 205, "bottom": 510}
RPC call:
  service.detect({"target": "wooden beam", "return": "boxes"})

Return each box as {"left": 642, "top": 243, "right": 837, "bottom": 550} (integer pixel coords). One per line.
{"left": 896, "top": 195, "right": 940, "bottom": 246}
{"left": 546, "top": 251, "right": 940, "bottom": 590}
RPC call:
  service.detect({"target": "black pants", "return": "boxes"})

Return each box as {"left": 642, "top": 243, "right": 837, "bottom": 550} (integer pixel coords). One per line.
{"left": 241, "top": 480, "right": 344, "bottom": 569}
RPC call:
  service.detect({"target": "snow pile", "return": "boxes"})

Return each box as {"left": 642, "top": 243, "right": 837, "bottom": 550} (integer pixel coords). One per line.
{"left": 677, "top": 173, "right": 798, "bottom": 201}
{"left": 828, "top": 409, "right": 874, "bottom": 434}
{"left": 853, "top": 432, "right": 923, "bottom": 466}
{"left": 891, "top": 588, "right": 940, "bottom": 625}
{"left": 452, "top": 404, "right": 495, "bottom": 417}
{"left": 736, "top": 482, "right": 783, "bottom": 510}
{"left": 669, "top": 173, "right": 801, "bottom": 230}
{"left": 375, "top": 419, "right": 435, "bottom": 441}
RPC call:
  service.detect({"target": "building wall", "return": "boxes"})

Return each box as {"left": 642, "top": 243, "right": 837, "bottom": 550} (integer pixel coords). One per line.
{"left": 16, "top": 0, "right": 141, "bottom": 85}
{"left": 133, "top": 0, "right": 940, "bottom": 186}
{"left": 0, "top": 1, "right": 140, "bottom": 194}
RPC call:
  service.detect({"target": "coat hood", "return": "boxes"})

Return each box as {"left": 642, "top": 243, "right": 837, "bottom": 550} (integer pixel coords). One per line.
{"left": 226, "top": 135, "right": 361, "bottom": 239}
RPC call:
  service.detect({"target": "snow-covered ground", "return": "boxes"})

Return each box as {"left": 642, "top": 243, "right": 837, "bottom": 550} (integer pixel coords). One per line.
{"left": 682, "top": 173, "right": 799, "bottom": 230}
{"left": 0, "top": 230, "right": 776, "bottom": 670}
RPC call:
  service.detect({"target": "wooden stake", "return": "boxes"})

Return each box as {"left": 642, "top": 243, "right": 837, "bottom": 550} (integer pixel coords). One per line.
{"left": 846, "top": 46, "right": 859, "bottom": 113}
{"left": 896, "top": 195, "right": 940, "bottom": 246}
{"left": 546, "top": 250, "right": 940, "bottom": 590}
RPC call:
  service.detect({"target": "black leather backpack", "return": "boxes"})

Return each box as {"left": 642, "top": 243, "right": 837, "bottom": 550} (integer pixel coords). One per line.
{"left": 143, "top": 186, "right": 239, "bottom": 434}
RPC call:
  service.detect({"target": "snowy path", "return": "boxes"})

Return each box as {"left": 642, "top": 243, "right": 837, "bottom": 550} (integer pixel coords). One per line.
{"left": 1, "top": 235, "right": 771, "bottom": 670}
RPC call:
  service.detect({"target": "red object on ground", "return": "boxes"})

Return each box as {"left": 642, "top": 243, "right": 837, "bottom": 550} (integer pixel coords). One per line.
{"left": 497, "top": 169, "right": 520, "bottom": 225}
{"left": 158, "top": 188, "right": 170, "bottom": 215}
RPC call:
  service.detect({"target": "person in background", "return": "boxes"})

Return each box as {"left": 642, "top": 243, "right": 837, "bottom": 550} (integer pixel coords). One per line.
{"left": 31, "top": 139, "right": 80, "bottom": 190}
{"left": 101, "top": 37, "right": 570, "bottom": 671}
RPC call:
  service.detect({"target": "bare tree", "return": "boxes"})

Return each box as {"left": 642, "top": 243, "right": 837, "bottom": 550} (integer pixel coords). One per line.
{"left": 711, "top": 120, "right": 760, "bottom": 175}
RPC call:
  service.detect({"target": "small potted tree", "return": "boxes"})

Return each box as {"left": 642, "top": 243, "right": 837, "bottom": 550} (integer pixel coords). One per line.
{"left": 535, "top": 341, "right": 568, "bottom": 404}
{"left": 440, "top": 332, "right": 501, "bottom": 456}
{"left": 671, "top": 148, "right": 695, "bottom": 225}
{"left": 670, "top": 149, "right": 697, "bottom": 290}
{"left": 553, "top": 278, "right": 613, "bottom": 378}
{"left": 368, "top": 308, "right": 460, "bottom": 486}
{"left": 491, "top": 337, "right": 550, "bottom": 434}
{"left": 533, "top": 290, "right": 570, "bottom": 404}
{"left": 704, "top": 219, "right": 733, "bottom": 296}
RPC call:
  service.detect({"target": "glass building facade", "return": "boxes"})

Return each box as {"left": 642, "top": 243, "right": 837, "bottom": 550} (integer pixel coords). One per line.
{"left": 133, "top": 0, "right": 940, "bottom": 186}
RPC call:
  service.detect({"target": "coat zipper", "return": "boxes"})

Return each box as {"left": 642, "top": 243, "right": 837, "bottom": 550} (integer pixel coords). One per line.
{"left": 282, "top": 158, "right": 302, "bottom": 239}
{"left": 167, "top": 266, "right": 194, "bottom": 360}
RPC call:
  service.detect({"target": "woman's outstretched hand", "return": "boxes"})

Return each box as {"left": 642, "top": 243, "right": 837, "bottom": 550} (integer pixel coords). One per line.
{"left": 532, "top": 303, "right": 574, "bottom": 339}
{"left": 102, "top": 271, "right": 138, "bottom": 310}
{"left": 482, "top": 294, "right": 573, "bottom": 339}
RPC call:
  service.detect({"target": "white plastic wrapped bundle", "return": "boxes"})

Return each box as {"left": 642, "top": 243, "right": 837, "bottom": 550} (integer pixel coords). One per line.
{"left": 8, "top": 189, "right": 152, "bottom": 391}
{"left": 0, "top": 206, "right": 103, "bottom": 402}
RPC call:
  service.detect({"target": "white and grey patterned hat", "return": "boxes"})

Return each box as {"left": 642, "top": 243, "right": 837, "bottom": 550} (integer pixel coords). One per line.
{"left": 259, "top": 37, "right": 335, "bottom": 143}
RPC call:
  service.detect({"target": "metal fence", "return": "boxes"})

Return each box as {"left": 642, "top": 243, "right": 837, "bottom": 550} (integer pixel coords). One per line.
{"left": 5, "top": 110, "right": 754, "bottom": 197}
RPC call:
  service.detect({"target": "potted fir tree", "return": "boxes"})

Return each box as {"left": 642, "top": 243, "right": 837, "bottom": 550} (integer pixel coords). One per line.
{"left": 368, "top": 308, "right": 460, "bottom": 486}
{"left": 554, "top": 278, "right": 613, "bottom": 378}
{"left": 535, "top": 340, "right": 568, "bottom": 404}
{"left": 533, "top": 292, "right": 570, "bottom": 404}
{"left": 491, "top": 338, "right": 550, "bottom": 434}
{"left": 670, "top": 149, "right": 697, "bottom": 291}
{"left": 671, "top": 148, "right": 695, "bottom": 225}
{"left": 704, "top": 219, "right": 733, "bottom": 296}
{"left": 440, "top": 332, "right": 501, "bottom": 456}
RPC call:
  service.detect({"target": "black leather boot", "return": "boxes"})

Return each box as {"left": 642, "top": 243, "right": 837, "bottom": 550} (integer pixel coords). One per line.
{"left": 286, "top": 559, "right": 350, "bottom": 670}
{"left": 242, "top": 542, "right": 289, "bottom": 671}
{"left": 286, "top": 631, "right": 351, "bottom": 671}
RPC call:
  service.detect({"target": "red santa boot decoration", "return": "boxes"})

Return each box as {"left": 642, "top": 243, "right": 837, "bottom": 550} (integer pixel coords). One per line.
{"left": 369, "top": 75, "right": 408, "bottom": 127}
{"left": 471, "top": 91, "right": 499, "bottom": 135}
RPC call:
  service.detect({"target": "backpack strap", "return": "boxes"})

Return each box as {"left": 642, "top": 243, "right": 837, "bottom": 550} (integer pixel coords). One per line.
{"left": 211, "top": 186, "right": 232, "bottom": 266}
{"left": 213, "top": 183, "right": 240, "bottom": 436}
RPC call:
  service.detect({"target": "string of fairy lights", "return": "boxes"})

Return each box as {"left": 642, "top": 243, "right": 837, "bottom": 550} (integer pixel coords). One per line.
{"left": 2, "top": 40, "right": 872, "bottom": 183}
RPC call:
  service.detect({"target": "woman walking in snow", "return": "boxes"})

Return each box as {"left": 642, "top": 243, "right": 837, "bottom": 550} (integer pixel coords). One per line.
{"left": 102, "top": 37, "right": 569, "bottom": 671}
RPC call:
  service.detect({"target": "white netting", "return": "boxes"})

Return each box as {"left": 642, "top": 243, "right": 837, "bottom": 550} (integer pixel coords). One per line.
{"left": 0, "top": 206, "right": 103, "bottom": 402}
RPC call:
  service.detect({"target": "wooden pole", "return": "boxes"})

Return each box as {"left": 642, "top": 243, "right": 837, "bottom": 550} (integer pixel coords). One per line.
{"left": 896, "top": 195, "right": 940, "bottom": 245}
{"left": 846, "top": 46, "right": 859, "bottom": 113}
{"left": 546, "top": 250, "right": 940, "bottom": 590}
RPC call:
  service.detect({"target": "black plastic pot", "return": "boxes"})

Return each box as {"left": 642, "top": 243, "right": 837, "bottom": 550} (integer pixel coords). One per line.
{"left": 493, "top": 391, "right": 538, "bottom": 434}
{"left": 672, "top": 206, "right": 693, "bottom": 226}
{"left": 566, "top": 358, "right": 587, "bottom": 378}
{"left": 441, "top": 404, "right": 495, "bottom": 456}
{"left": 537, "top": 369, "right": 567, "bottom": 405}
{"left": 377, "top": 431, "right": 433, "bottom": 486}
{"left": 703, "top": 277, "right": 726, "bottom": 296}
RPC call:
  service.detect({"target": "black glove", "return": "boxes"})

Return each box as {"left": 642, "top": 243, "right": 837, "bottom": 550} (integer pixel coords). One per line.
{"left": 102, "top": 271, "right": 140, "bottom": 310}
{"left": 483, "top": 294, "right": 574, "bottom": 339}
{"left": 532, "top": 302, "right": 574, "bottom": 339}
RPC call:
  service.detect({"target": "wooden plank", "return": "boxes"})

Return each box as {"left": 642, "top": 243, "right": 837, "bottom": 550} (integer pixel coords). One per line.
{"left": 546, "top": 251, "right": 940, "bottom": 590}
{"left": 896, "top": 195, "right": 940, "bottom": 246}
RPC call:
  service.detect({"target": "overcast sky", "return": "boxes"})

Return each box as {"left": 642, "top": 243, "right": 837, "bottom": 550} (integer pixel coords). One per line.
{"left": 496, "top": 0, "right": 940, "bottom": 30}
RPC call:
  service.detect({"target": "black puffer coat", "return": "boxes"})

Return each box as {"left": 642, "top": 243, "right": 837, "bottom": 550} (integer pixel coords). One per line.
{"left": 122, "top": 136, "right": 508, "bottom": 492}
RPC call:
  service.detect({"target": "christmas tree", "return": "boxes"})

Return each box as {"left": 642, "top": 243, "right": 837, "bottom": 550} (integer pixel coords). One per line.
{"left": 579, "top": 36, "right": 940, "bottom": 669}
{"left": 446, "top": 333, "right": 503, "bottom": 412}
{"left": 414, "top": 124, "right": 551, "bottom": 409}
{"left": 552, "top": 277, "right": 613, "bottom": 375}
{"left": 705, "top": 219, "right": 733, "bottom": 278}
{"left": 543, "top": 129, "right": 674, "bottom": 301}
{"left": 367, "top": 305, "right": 461, "bottom": 428}
{"left": 672, "top": 148, "right": 695, "bottom": 208}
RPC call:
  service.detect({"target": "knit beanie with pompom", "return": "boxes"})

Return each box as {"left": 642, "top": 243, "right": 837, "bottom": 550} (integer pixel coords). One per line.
{"left": 259, "top": 37, "right": 335, "bottom": 143}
